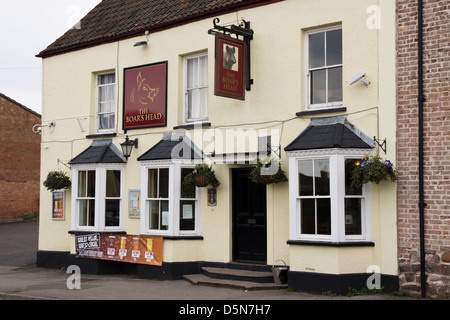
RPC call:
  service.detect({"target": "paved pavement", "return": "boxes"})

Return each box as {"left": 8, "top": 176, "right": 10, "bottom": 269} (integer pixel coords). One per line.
{"left": 0, "top": 220, "right": 417, "bottom": 302}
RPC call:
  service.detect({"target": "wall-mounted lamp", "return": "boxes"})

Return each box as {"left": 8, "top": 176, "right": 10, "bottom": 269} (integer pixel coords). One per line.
{"left": 133, "top": 30, "right": 150, "bottom": 47}
{"left": 120, "top": 136, "right": 138, "bottom": 159}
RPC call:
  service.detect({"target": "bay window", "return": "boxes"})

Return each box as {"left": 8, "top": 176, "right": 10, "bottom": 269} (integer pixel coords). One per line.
{"left": 288, "top": 150, "right": 370, "bottom": 243}
{"left": 141, "top": 163, "right": 201, "bottom": 236}
{"left": 71, "top": 165, "right": 124, "bottom": 231}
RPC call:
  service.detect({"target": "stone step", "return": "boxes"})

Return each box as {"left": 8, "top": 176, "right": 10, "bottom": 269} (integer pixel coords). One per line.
{"left": 183, "top": 274, "right": 288, "bottom": 291}
{"left": 201, "top": 267, "right": 274, "bottom": 283}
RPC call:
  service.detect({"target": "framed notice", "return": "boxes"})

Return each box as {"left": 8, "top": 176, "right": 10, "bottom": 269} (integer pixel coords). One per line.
{"left": 128, "top": 189, "right": 140, "bottom": 218}
{"left": 52, "top": 190, "right": 65, "bottom": 220}
{"left": 123, "top": 61, "right": 168, "bottom": 130}
{"left": 214, "top": 34, "right": 245, "bottom": 100}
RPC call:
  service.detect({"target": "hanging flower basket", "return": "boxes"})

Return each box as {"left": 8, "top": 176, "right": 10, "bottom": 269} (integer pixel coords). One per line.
{"left": 43, "top": 171, "right": 71, "bottom": 192}
{"left": 351, "top": 155, "right": 397, "bottom": 189}
{"left": 183, "top": 164, "right": 220, "bottom": 190}
{"left": 250, "top": 157, "right": 288, "bottom": 185}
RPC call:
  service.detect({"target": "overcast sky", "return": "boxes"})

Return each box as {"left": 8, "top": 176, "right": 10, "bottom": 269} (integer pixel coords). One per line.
{"left": 0, "top": 0, "right": 101, "bottom": 114}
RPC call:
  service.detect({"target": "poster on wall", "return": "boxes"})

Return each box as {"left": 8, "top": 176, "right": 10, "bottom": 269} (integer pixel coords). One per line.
{"left": 75, "top": 233, "right": 163, "bottom": 266}
{"left": 51, "top": 190, "right": 65, "bottom": 220}
{"left": 123, "top": 61, "right": 168, "bottom": 130}
{"left": 214, "top": 34, "right": 245, "bottom": 100}
{"left": 128, "top": 189, "right": 140, "bottom": 218}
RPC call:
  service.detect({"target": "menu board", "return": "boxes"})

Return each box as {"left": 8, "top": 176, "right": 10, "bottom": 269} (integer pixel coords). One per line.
{"left": 75, "top": 233, "right": 163, "bottom": 266}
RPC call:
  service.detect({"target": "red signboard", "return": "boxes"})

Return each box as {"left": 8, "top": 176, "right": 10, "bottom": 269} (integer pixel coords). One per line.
{"left": 75, "top": 233, "right": 163, "bottom": 266}
{"left": 214, "top": 34, "right": 245, "bottom": 100}
{"left": 123, "top": 62, "right": 168, "bottom": 130}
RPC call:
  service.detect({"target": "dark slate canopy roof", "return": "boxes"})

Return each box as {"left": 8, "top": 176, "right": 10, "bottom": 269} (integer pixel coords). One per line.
{"left": 138, "top": 132, "right": 204, "bottom": 161}
{"left": 284, "top": 116, "right": 375, "bottom": 152}
{"left": 37, "top": 0, "right": 279, "bottom": 58}
{"left": 69, "top": 139, "right": 127, "bottom": 165}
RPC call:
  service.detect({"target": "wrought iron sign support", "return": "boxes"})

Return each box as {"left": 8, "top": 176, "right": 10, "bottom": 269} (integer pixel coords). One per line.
{"left": 373, "top": 136, "right": 387, "bottom": 154}
{"left": 208, "top": 18, "right": 254, "bottom": 91}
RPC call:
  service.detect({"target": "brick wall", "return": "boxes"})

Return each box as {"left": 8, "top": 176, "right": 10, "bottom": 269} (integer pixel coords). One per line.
{"left": 0, "top": 94, "right": 41, "bottom": 220}
{"left": 397, "top": 0, "right": 449, "bottom": 299}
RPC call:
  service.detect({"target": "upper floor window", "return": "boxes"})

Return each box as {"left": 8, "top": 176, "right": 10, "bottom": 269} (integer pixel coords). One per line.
{"left": 306, "top": 27, "right": 342, "bottom": 109}
{"left": 183, "top": 53, "right": 208, "bottom": 123}
{"left": 96, "top": 73, "right": 116, "bottom": 132}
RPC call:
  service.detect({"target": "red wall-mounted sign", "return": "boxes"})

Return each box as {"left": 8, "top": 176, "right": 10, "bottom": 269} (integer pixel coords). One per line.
{"left": 214, "top": 34, "right": 245, "bottom": 100}
{"left": 123, "top": 61, "right": 168, "bottom": 130}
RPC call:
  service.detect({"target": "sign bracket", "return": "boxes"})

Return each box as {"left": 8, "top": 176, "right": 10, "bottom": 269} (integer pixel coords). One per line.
{"left": 208, "top": 18, "right": 254, "bottom": 91}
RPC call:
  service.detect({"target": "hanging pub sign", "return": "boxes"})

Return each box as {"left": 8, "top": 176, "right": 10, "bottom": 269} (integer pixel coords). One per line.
{"left": 214, "top": 34, "right": 245, "bottom": 100}
{"left": 123, "top": 61, "right": 168, "bottom": 130}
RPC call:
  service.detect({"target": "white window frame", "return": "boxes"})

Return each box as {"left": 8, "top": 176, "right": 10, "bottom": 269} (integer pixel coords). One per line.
{"left": 140, "top": 161, "right": 202, "bottom": 237}
{"left": 183, "top": 52, "right": 209, "bottom": 124}
{"left": 71, "top": 164, "right": 124, "bottom": 232}
{"left": 288, "top": 149, "right": 371, "bottom": 243}
{"left": 305, "top": 26, "right": 343, "bottom": 110}
{"left": 95, "top": 72, "right": 116, "bottom": 133}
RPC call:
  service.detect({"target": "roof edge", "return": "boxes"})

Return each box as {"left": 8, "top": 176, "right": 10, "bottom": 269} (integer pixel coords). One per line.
{"left": 37, "top": 0, "right": 284, "bottom": 59}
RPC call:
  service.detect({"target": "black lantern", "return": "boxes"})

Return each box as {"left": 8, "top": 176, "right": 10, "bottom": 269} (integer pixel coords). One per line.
{"left": 120, "top": 136, "right": 138, "bottom": 159}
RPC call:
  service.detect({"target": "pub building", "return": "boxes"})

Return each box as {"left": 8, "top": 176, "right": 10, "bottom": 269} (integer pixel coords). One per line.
{"left": 37, "top": 0, "right": 399, "bottom": 294}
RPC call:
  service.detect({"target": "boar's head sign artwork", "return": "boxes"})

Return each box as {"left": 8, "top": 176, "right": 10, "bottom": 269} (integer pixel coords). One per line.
{"left": 214, "top": 34, "right": 245, "bottom": 100}
{"left": 123, "top": 61, "right": 168, "bottom": 130}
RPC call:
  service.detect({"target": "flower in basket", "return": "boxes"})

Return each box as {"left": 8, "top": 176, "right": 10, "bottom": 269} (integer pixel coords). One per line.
{"left": 43, "top": 171, "right": 71, "bottom": 191}
{"left": 183, "top": 164, "right": 220, "bottom": 190}
{"left": 249, "top": 157, "right": 288, "bottom": 185}
{"left": 351, "top": 155, "right": 397, "bottom": 188}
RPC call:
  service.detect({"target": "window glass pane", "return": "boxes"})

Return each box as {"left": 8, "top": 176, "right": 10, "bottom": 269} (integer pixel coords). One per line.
{"left": 181, "top": 168, "right": 196, "bottom": 198}
{"left": 87, "top": 171, "right": 96, "bottom": 197}
{"left": 187, "top": 57, "right": 198, "bottom": 88}
{"left": 311, "top": 69, "right": 326, "bottom": 104}
{"left": 328, "top": 67, "right": 342, "bottom": 102}
{"left": 317, "top": 198, "right": 331, "bottom": 235}
{"left": 314, "top": 159, "right": 330, "bottom": 196}
{"left": 345, "top": 159, "right": 362, "bottom": 195}
{"left": 105, "top": 199, "right": 120, "bottom": 226}
{"left": 99, "top": 85, "right": 114, "bottom": 103}
{"left": 78, "top": 199, "right": 95, "bottom": 226}
{"left": 199, "top": 55, "right": 208, "bottom": 86}
{"left": 148, "top": 200, "right": 159, "bottom": 230}
{"left": 326, "top": 29, "right": 342, "bottom": 66}
{"left": 98, "top": 113, "right": 115, "bottom": 130}
{"left": 301, "top": 199, "right": 315, "bottom": 234}
{"left": 180, "top": 200, "right": 195, "bottom": 231}
{"left": 100, "top": 74, "right": 115, "bottom": 85}
{"left": 299, "top": 160, "right": 313, "bottom": 196}
{"left": 78, "top": 171, "right": 86, "bottom": 197}
{"left": 309, "top": 32, "right": 325, "bottom": 68}
{"left": 106, "top": 170, "right": 121, "bottom": 197}
{"left": 345, "top": 198, "right": 362, "bottom": 235}
{"left": 148, "top": 169, "right": 157, "bottom": 198}
{"left": 160, "top": 200, "right": 169, "bottom": 230}
{"left": 159, "top": 168, "right": 169, "bottom": 198}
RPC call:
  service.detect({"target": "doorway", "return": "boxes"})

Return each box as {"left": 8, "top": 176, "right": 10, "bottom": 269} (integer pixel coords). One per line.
{"left": 232, "top": 168, "right": 267, "bottom": 264}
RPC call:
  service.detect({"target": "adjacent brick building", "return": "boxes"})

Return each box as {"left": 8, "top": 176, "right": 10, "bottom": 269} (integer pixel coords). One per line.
{"left": 0, "top": 93, "right": 41, "bottom": 221}
{"left": 397, "top": 0, "right": 449, "bottom": 299}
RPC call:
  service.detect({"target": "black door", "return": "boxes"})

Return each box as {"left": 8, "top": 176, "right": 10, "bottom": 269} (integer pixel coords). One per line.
{"left": 232, "top": 168, "right": 267, "bottom": 264}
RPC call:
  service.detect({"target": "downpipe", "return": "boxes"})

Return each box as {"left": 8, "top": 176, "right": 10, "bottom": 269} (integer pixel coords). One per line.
{"left": 417, "top": 0, "right": 427, "bottom": 299}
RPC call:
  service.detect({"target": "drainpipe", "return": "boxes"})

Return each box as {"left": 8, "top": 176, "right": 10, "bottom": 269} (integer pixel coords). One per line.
{"left": 417, "top": 0, "right": 427, "bottom": 299}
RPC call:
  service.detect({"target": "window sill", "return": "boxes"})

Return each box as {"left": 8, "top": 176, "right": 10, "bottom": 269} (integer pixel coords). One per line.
{"left": 86, "top": 132, "right": 117, "bottom": 139}
{"left": 296, "top": 107, "right": 347, "bottom": 117}
{"left": 68, "top": 230, "right": 126, "bottom": 234}
{"left": 142, "top": 234, "right": 204, "bottom": 240}
{"left": 173, "top": 122, "right": 211, "bottom": 130}
{"left": 287, "top": 240, "right": 374, "bottom": 247}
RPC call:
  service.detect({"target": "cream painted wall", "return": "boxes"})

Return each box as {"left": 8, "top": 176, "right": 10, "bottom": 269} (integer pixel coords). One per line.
{"left": 39, "top": 0, "right": 397, "bottom": 274}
